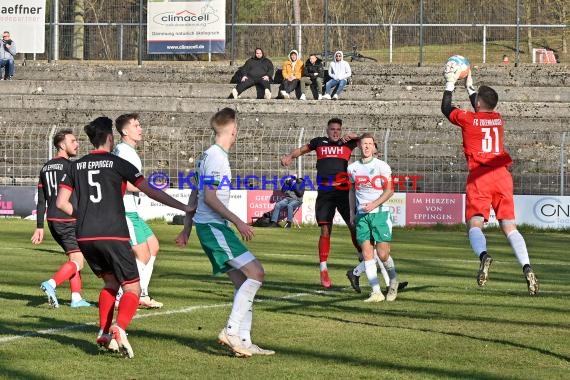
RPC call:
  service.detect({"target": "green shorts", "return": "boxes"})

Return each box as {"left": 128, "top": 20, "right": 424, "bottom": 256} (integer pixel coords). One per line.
{"left": 195, "top": 222, "right": 250, "bottom": 275}
{"left": 125, "top": 212, "right": 154, "bottom": 246}
{"left": 355, "top": 211, "right": 393, "bottom": 245}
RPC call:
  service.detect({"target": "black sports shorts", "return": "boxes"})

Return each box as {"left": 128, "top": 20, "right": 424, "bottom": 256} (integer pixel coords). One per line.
{"left": 315, "top": 188, "right": 351, "bottom": 225}
{"left": 48, "top": 221, "right": 80, "bottom": 254}
{"left": 78, "top": 240, "right": 139, "bottom": 285}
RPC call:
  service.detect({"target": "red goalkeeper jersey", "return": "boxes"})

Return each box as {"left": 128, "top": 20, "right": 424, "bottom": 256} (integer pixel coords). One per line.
{"left": 448, "top": 108, "right": 513, "bottom": 171}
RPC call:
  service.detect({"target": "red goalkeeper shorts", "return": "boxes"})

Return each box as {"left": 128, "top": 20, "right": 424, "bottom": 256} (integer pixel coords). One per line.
{"left": 465, "top": 166, "right": 515, "bottom": 222}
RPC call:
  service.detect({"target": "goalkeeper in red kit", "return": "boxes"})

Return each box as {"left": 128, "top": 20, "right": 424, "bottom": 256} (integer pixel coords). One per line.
{"left": 441, "top": 61, "right": 539, "bottom": 295}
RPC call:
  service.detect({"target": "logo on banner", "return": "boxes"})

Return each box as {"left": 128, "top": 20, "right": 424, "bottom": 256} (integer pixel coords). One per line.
{"left": 532, "top": 197, "right": 570, "bottom": 224}
{"left": 154, "top": 8, "right": 219, "bottom": 26}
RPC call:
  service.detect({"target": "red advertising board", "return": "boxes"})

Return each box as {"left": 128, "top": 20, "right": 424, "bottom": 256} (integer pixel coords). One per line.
{"left": 406, "top": 193, "right": 463, "bottom": 225}
{"left": 247, "top": 190, "right": 302, "bottom": 224}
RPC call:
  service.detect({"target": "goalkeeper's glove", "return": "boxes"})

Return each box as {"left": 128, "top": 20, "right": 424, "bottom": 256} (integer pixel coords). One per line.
{"left": 465, "top": 71, "right": 476, "bottom": 96}
{"left": 443, "top": 61, "right": 460, "bottom": 92}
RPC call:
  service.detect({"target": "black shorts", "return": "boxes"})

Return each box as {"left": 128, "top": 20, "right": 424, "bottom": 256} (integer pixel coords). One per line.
{"left": 315, "top": 188, "right": 351, "bottom": 225}
{"left": 48, "top": 221, "right": 80, "bottom": 254}
{"left": 78, "top": 240, "right": 139, "bottom": 285}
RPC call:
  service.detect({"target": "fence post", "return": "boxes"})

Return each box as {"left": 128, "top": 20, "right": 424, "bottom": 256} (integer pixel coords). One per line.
{"left": 138, "top": 0, "right": 143, "bottom": 66}
{"left": 383, "top": 128, "right": 390, "bottom": 163}
{"left": 515, "top": 0, "right": 521, "bottom": 67}
{"left": 230, "top": 0, "right": 237, "bottom": 65}
{"left": 54, "top": 0, "right": 59, "bottom": 61}
{"left": 324, "top": 0, "right": 329, "bottom": 64}
{"left": 482, "top": 25, "right": 486, "bottom": 63}
{"left": 48, "top": 125, "right": 57, "bottom": 160}
{"left": 119, "top": 24, "right": 124, "bottom": 61}
{"left": 389, "top": 24, "right": 393, "bottom": 63}
{"left": 297, "top": 127, "right": 305, "bottom": 178}
{"left": 560, "top": 132, "right": 566, "bottom": 196}
{"left": 418, "top": 0, "right": 424, "bottom": 67}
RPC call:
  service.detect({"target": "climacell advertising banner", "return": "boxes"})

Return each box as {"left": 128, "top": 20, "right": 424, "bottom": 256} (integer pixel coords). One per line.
{"left": 147, "top": 0, "right": 225, "bottom": 54}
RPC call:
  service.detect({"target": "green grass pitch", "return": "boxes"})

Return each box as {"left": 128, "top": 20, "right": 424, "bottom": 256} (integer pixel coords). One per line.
{"left": 0, "top": 219, "right": 568, "bottom": 379}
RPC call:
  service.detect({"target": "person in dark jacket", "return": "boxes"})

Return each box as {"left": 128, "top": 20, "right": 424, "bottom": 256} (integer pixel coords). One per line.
{"left": 300, "top": 54, "right": 324, "bottom": 100}
{"left": 230, "top": 48, "right": 274, "bottom": 99}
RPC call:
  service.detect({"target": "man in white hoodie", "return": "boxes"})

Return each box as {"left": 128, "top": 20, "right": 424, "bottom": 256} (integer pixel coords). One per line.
{"left": 322, "top": 51, "right": 351, "bottom": 100}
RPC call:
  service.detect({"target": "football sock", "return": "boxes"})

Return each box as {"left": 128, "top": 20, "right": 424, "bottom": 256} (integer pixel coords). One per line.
{"left": 239, "top": 302, "right": 253, "bottom": 346}
{"left": 382, "top": 255, "right": 397, "bottom": 284}
{"left": 364, "top": 260, "right": 381, "bottom": 293}
{"left": 320, "top": 261, "right": 328, "bottom": 271}
{"left": 52, "top": 261, "right": 78, "bottom": 286}
{"left": 71, "top": 292, "right": 82, "bottom": 303}
{"left": 136, "top": 259, "right": 147, "bottom": 297}
{"left": 227, "top": 279, "right": 261, "bottom": 336}
{"left": 374, "top": 251, "right": 391, "bottom": 287}
{"left": 318, "top": 235, "right": 330, "bottom": 265}
{"left": 69, "top": 270, "right": 82, "bottom": 294}
{"left": 99, "top": 287, "right": 117, "bottom": 332}
{"left": 353, "top": 261, "right": 365, "bottom": 276}
{"left": 116, "top": 291, "right": 139, "bottom": 331}
{"left": 506, "top": 230, "right": 530, "bottom": 267}
{"left": 141, "top": 255, "right": 156, "bottom": 297}
{"left": 468, "top": 227, "right": 487, "bottom": 258}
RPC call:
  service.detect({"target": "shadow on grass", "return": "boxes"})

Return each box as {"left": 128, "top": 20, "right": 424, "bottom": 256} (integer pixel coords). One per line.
{"left": 284, "top": 310, "right": 570, "bottom": 364}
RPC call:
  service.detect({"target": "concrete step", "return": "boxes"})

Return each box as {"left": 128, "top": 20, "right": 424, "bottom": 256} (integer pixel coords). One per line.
{"left": 12, "top": 60, "right": 570, "bottom": 87}
{"left": 3, "top": 80, "right": 569, "bottom": 103}
{"left": 2, "top": 94, "right": 569, "bottom": 118}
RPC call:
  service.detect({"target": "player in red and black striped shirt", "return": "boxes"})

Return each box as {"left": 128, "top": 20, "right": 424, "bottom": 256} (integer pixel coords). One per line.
{"left": 56, "top": 117, "right": 194, "bottom": 357}
{"left": 281, "top": 118, "right": 362, "bottom": 288}
{"left": 32, "top": 129, "right": 91, "bottom": 308}
{"left": 442, "top": 65, "right": 538, "bottom": 295}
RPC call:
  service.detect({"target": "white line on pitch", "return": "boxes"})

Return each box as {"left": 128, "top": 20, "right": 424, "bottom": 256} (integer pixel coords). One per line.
{"left": 0, "top": 290, "right": 334, "bottom": 345}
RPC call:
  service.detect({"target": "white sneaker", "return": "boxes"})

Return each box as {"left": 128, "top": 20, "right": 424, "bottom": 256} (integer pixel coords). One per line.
{"left": 109, "top": 325, "right": 134, "bottom": 358}
{"left": 231, "top": 88, "right": 239, "bottom": 99}
{"left": 264, "top": 88, "right": 271, "bottom": 99}
{"left": 238, "top": 343, "right": 275, "bottom": 356}
{"left": 322, "top": 93, "right": 331, "bottom": 100}
{"left": 218, "top": 328, "right": 252, "bottom": 357}
{"left": 386, "top": 280, "right": 399, "bottom": 301}
{"left": 280, "top": 90, "right": 290, "bottom": 99}
{"left": 299, "top": 93, "right": 306, "bottom": 100}
{"left": 318, "top": 94, "right": 323, "bottom": 100}
{"left": 364, "top": 291, "right": 385, "bottom": 302}
{"left": 139, "top": 295, "right": 163, "bottom": 309}
{"left": 332, "top": 94, "right": 339, "bottom": 100}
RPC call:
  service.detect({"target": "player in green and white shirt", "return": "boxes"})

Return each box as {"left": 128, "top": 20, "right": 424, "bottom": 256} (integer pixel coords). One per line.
{"left": 113, "top": 113, "right": 163, "bottom": 309}
{"left": 192, "top": 108, "right": 274, "bottom": 358}
{"left": 348, "top": 133, "right": 400, "bottom": 302}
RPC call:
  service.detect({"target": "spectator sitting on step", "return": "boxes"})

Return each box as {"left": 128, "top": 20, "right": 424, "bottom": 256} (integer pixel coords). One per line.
{"left": 322, "top": 51, "right": 351, "bottom": 101}
{"left": 300, "top": 54, "right": 324, "bottom": 100}
{"left": 277, "top": 50, "right": 304, "bottom": 100}
{"left": 269, "top": 175, "right": 304, "bottom": 228}
{"left": 0, "top": 31, "right": 17, "bottom": 80}
{"left": 229, "top": 47, "right": 274, "bottom": 99}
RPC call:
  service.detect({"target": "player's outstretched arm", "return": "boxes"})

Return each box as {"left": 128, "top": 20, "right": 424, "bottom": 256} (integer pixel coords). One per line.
{"left": 204, "top": 186, "right": 254, "bottom": 241}
{"left": 137, "top": 180, "right": 195, "bottom": 213}
{"left": 281, "top": 145, "right": 311, "bottom": 167}
{"left": 341, "top": 132, "right": 359, "bottom": 143}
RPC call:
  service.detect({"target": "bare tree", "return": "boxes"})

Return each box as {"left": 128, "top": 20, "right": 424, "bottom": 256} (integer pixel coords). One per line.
{"left": 72, "top": 0, "right": 85, "bottom": 59}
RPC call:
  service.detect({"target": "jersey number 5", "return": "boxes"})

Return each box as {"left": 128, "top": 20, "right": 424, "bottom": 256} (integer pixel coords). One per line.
{"left": 481, "top": 127, "right": 500, "bottom": 153}
{"left": 88, "top": 170, "right": 102, "bottom": 203}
